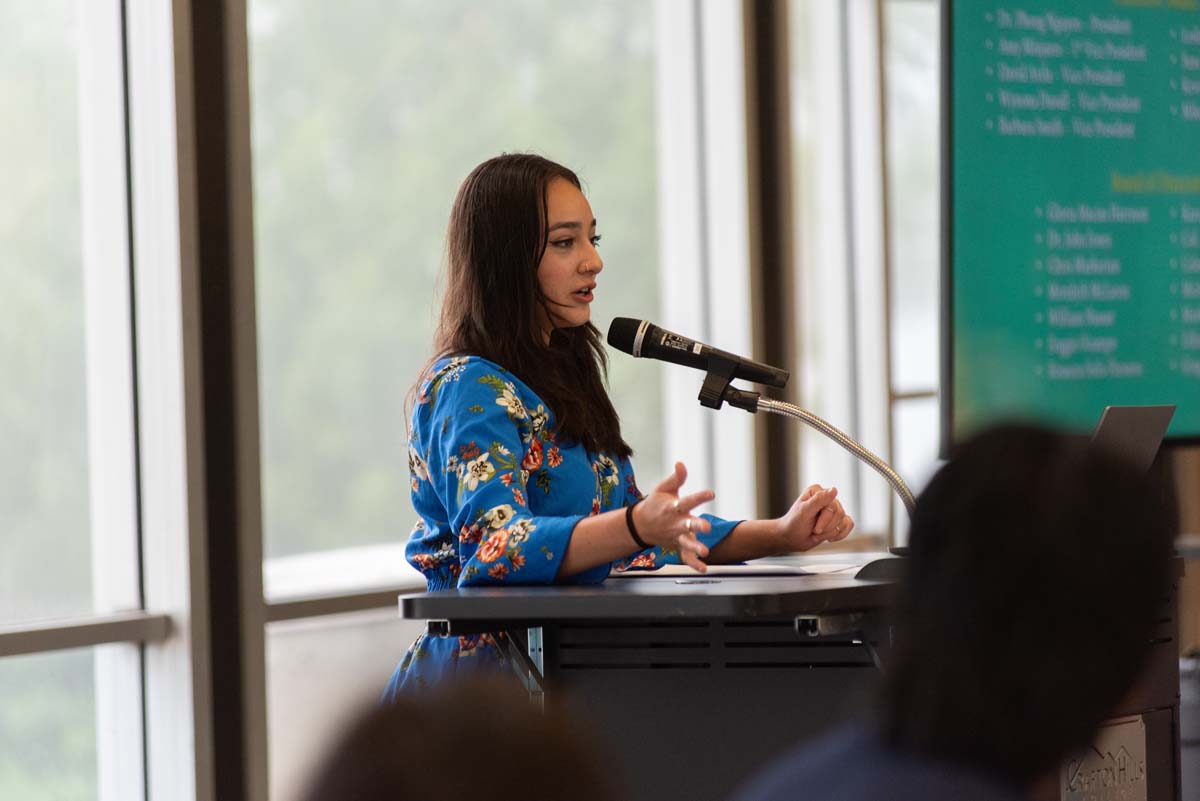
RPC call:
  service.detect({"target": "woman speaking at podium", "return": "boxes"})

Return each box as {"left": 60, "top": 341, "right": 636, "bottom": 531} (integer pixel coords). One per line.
{"left": 383, "top": 154, "right": 852, "bottom": 697}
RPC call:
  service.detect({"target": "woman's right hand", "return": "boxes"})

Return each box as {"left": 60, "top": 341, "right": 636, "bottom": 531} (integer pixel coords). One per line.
{"left": 631, "top": 462, "right": 714, "bottom": 571}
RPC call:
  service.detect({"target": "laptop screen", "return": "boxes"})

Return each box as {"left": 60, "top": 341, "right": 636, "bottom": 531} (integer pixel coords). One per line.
{"left": 1090, "top": 406, "right": 1176, "bottom": 474}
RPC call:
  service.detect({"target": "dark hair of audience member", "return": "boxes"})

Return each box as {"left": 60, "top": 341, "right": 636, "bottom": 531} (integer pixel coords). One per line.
{"left": 882, "top": 423, "right": 1176, "bottom": 785}
{"left": 297, "top": 678, "right": 616, "bottom": 801}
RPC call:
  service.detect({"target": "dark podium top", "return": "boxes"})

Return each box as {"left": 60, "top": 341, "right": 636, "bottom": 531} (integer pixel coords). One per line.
{"left": 399, "top": 552, "right": 902, "bottom": 626}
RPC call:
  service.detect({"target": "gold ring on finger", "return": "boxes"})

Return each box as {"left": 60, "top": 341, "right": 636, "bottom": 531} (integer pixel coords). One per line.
{"left": 685, "top": 518, "right": 692, "bottom": 532}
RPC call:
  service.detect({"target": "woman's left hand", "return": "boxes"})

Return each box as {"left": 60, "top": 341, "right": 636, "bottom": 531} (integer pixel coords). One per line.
{"left": 776, "top": 484, "right": 854, "bottom": 552}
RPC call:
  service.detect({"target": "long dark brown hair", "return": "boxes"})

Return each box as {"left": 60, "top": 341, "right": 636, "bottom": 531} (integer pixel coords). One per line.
{"left": 416, "top": 153, "right": 630, "bottom": 458}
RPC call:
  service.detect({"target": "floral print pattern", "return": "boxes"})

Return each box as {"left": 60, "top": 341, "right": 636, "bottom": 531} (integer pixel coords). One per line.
{"left": 382, "top": 356, "right": 740, "bottom": 698}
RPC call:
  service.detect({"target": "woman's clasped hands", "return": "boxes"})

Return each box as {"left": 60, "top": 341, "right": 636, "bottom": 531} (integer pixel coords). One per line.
{"left": 778, "top": 483, "right": 854, "bottom": 551}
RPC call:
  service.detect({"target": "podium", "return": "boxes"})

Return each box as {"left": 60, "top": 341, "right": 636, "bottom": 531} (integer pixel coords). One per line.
{"left": 399, "top": 553, "right": 1183, "bottom": 801}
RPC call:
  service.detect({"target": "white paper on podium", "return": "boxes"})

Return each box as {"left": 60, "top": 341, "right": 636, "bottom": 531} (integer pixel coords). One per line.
{"left": 608, "top": 562, "right": 862, "bottom": 578}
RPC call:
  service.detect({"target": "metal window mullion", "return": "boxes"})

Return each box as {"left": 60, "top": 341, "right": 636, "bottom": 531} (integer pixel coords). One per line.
{"left": 693, "top": 0, "right": 713, "bottom": 382}
{"left": 265, "top": 585, "right": 427, "bottom": 624}
{"left": 654, "top": 0, "right": 712, "bottom": 490}
{"left": 126, "top": 2, "right": 217, "bottom": 800}
{"left": 0, "top": 612, "right": 171, "bottom": 658}
{"left": 890, "top": 388, "right": 938, "bottom": 403}
{"left": 839, "top": 2, "right": 863, "bottom": 506}
{"left": 77, "top": 2, "right": 146, "bottom": 799}
{"left": 186, "top": 2, "right": 269, "bottom": 800}
{"left": 876, "top": 0, "right": 901, "bottom": 544}
{"left": 80, "top": 0, "right": 140, "bottom": 619}
{"left": 693, "top": 1, "right": 717, "bottom": 500}
{"left": 699, "top": 0, "right": 756, "bottom": 518}
{"left": 744, "top": 0, "right": 799, "bottom": 519}
{"left": 844, "top": 0, "right": 893, "bottom": 536}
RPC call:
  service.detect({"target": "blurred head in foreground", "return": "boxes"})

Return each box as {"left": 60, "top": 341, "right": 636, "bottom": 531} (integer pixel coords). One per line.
{"left": 883, "top": 423, "right": 1176, "bottom": 785}
{"left": 297, "top": 678, "right": 614, "bottom": 801}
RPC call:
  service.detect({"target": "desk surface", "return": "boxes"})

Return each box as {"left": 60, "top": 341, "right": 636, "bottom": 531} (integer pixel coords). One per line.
{"left": 400, "top": 552, "right": 900, "bottom": 622}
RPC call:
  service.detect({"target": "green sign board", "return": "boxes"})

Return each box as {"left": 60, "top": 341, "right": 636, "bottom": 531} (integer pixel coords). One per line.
{"left": 948, "top": 0, "right": 1200, "bottom": 442}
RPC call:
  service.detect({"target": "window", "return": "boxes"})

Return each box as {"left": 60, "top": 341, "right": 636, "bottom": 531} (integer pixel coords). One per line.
{"left": 883, "top": 0, "right": 942, "bottom": 537}
{"left": 1, "top": 4, "right": 204, "bottom": 800}
{"left": 789, "top": 0, "right": 942, "bottom": 541}
{"left": 789, "top": 0, "right": 892, "bottom": 538}
{"left": 245, "top": 2, "right": 749, "bottom": 795}
{"left": 0, "top": 3, "right": 169, "bottom": 800}
{"left": 0, "top": 649, "right": 99, "bottom": 799}
{"left": 249, "top": 0, "right": 665, "bottom": 584}
{"left": 0, "top": 0, "right": 95, "bottom": 626}
{"left": 248, "top": 2, "right": 757, "bottom": 795}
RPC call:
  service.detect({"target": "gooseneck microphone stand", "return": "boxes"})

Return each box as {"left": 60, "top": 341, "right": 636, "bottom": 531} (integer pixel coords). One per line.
{"left": 697, "top": 358, "right": 909, "bottom": 667}
{"left": 696, "top": 356, "right": 916, "bottom": 518}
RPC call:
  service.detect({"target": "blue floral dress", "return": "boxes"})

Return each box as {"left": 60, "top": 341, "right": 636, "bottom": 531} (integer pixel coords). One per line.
{"left": 382, "top": 355, "right": 740, "bottom": 698}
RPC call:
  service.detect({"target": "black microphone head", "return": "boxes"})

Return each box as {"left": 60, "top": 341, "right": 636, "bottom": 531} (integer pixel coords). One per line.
{"left": 607, "top": 317, "right": 646, "bottom": 356}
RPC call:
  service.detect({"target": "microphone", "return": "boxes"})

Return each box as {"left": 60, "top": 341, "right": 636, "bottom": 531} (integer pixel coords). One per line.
{"left": 606, "top": 316, "right": 916, "bottom": 520}
{"left": 606, "top": 318, "right": 789, "bottom": 388}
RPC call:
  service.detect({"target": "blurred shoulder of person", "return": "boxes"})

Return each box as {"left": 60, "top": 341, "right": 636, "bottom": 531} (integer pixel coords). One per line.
{"left": 732, "top": 423, "right": 1177, "bottom": 801}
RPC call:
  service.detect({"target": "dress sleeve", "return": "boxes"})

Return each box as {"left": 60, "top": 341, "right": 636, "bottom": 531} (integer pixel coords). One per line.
{"left": 610, "top": 456, "right": 741, "bottom": 572}
{"left": 422, "top": 362, "right": 585, "bottom": 587}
